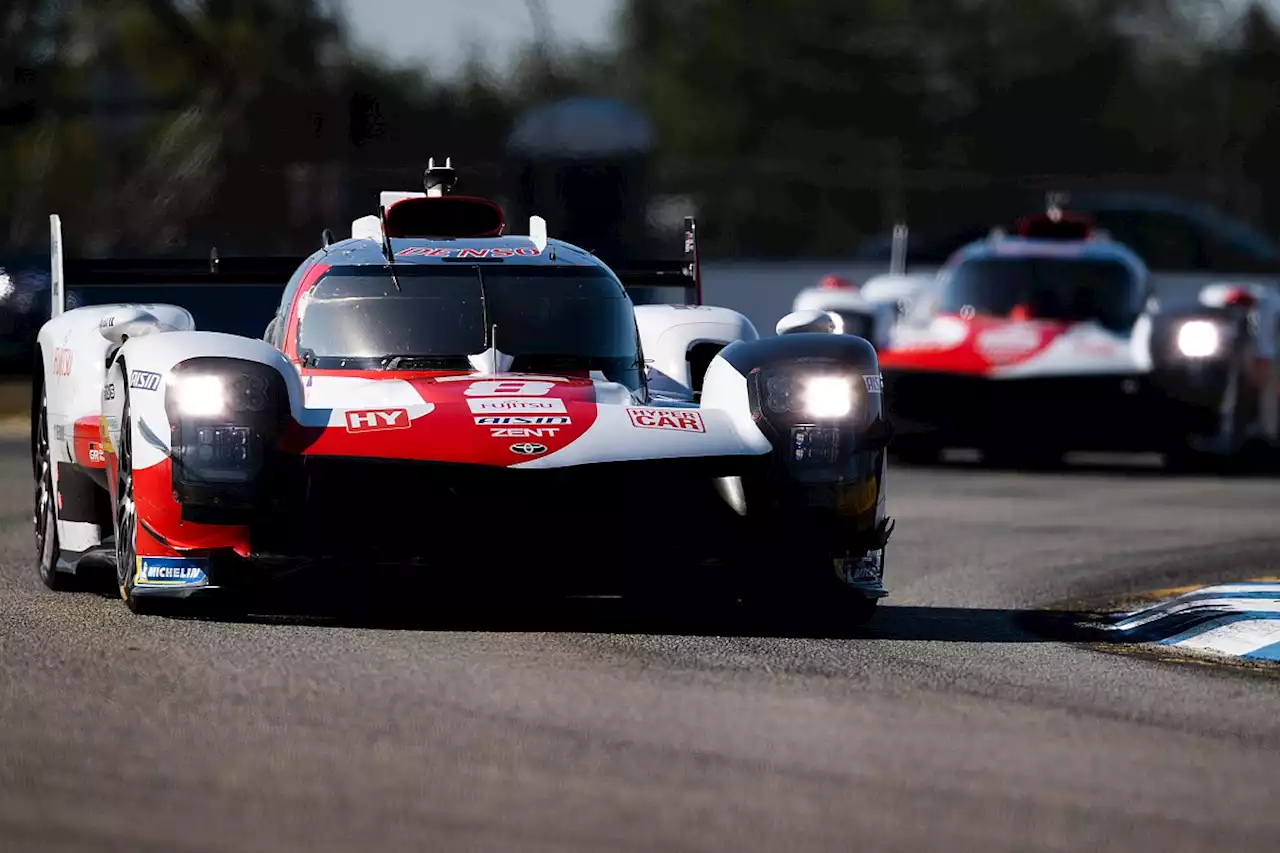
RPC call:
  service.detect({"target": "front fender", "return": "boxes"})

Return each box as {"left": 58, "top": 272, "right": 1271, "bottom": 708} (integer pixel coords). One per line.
{"left": 700, "top": 332, "right": 892, "bottom": 555}
{"left": 104, "top": 332, "right": 302, "bottom": 471}
{"left": 635, "top": 304, "right": 759, "bottom": 399}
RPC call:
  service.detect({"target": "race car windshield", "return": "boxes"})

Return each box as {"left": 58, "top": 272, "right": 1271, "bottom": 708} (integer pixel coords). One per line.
{"left": 297, "top": 265, "right": 642, "bottom": 387}
{"left": 938, "top": 257, "right": 1142, "bottom": 330}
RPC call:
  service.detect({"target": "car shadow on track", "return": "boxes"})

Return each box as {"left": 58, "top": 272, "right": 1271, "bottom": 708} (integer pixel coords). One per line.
{"left": 128, "top": 583, "right": 1078, "bottom": 643}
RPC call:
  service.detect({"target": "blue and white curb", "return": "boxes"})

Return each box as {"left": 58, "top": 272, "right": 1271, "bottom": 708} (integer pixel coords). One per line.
{"left": 1103, "top": 582, "right": 1280, "bottom": 663}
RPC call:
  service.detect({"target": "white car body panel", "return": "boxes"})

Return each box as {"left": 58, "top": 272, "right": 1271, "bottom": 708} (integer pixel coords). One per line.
{"left": 635, "top": 304, "right": 759, "bottom": 400}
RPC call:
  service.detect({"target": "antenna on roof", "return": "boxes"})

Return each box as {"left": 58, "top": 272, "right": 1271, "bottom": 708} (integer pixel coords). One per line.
{"left": 529, "top": 215, "right": 547, "bottom": 251}
{"left": 209, "top": 246, "right": 219, "bottom": 274}
{"left": 889, "top": 223, "right": 909, "bottom": 276}
{"left": 1046, "top": 191, "right": 1070, "bottom": 222}
{"left": 377, "top": 205, "right": 402, "bottom": 292}
{"left": 321, "top": 228, "right": 335, "bottom": 248}
{"left": 424, "top": 157, "right": 458, "bottom": 197}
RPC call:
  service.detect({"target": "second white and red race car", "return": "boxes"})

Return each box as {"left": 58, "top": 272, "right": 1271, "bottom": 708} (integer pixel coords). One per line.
{"left": 795, "top": 209, "right": 1280, "bottom": 469}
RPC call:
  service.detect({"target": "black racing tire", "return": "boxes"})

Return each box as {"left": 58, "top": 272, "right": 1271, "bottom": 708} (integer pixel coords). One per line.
{"left": 34, "top": 389, "right": 73, "bottom": 591}
{"left": 114, "top": 392, "right": 157, "bottom": 614}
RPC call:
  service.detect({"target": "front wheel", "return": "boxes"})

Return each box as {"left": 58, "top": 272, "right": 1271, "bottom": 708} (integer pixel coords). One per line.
{"left": 34, "top": 391, "right": 72, "bottom": 591}
{"left": 750, "top": 548, "right": 884, "bottom": 629}
{"left": 113, "top": 398, "right": 157, "bottom": 614}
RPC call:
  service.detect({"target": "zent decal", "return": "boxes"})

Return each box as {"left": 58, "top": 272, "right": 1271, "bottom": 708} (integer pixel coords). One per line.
{"left": 345, "top": 408, "right": 410, "bottom": 433}
{"left": 863, "top": 375, "right": 883, "bottom": 393}
{"left": 129, "top": 370, "right": 162, "bottom": 391}
{"left": 467, "top": 397, "right": 568, "bottom": 414}
{"left": 465, "top": 380, "right": 554, "bottom": 397}
{"left": 490, "top": 427, "right": 559, "bottom": 438}
{"left": 134, "top": 556, "right": 209, "bottom": 586}
{"left": 509, "top": 443, "right": 547, "bottom": 456}
{"left": 627, "top": 408, "right": 706, "bottom": 433}
{"left": 103, "top": 383, "right": 116, "bottom": 401}
{"left": 52, "top": 347, "right": 73, "bottom": 376}
{"left": 87, "top": 442, "right": 105, "bottom": 464}
{"left": 474, "top": 416, "right": 569, "bottom": 425}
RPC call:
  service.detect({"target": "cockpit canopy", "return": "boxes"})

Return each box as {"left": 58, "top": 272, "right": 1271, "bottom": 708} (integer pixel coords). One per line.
{"left": 937, "top": 255, "right": 1145, "bottom": 331}
{"left": 296, "top": 263, "right": 644, "bottom": 389}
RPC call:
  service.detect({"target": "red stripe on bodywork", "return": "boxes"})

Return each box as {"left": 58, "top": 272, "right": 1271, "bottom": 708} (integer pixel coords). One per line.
{"left": 281, "top": 262, "right": 331, "bottom": 361}
{"left": 878, "top": 316, "right": 1071, "bottom": 375}
{"left": 283, "top": 373, "right": 600, "bottom": 466}
{"left": 132, "top": 457, "right": 252, "bottom": 556}
{"left": 73, "top": 416, "right": 107, "bottom": 469}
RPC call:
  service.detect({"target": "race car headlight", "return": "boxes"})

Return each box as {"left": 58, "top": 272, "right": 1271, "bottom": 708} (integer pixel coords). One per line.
{"left": 171, "top": 372, "right": 272, "bottom": 417}
{"left": 165, "top": 358, "right": 286, "bottom": 497}
{"left": 758, "top": 368, "right": 861, "bottom": 422}
{"left": 799, "top": 375, "right": 854, "bottom": 418}
{"left": 1176, "top": 320, "right": 1222, "bottom": 358}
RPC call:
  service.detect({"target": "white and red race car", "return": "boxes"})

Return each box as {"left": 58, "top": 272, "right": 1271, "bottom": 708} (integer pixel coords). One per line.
{"left": 32, "top": 161, "right": 894, "bottom": 618}
{"left": 795, "top": 210, "right": 1280, "bottom": 468}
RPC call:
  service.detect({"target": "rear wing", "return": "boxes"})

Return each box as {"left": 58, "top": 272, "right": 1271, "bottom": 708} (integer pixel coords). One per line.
{"left": 610, "top": 217, "right": 702, "bottom": 305}
{"left": 49, "top": 214, "right": 303, "bottom": 318}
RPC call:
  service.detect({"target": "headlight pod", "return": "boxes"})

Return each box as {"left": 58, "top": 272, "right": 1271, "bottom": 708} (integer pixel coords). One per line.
{"left": 172, "top": 372, "right": 272, "bottom": 417}
{"left": 761, "top": 370, "right": 859, "bottom": 421}
{"left": 164, "top": 358, "right": 286, "bottom": 495}
{"left": 1176, "top": 320, "right": 1225, "bottom": 358}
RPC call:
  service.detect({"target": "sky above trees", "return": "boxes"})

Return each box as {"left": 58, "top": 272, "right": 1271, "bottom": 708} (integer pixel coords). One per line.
{"left": 338, "top": 0, "right": 619, "bottom": 78}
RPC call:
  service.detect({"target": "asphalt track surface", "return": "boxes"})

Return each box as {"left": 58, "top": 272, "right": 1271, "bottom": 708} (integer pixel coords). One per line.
{"left": 4, "top": 439, "right": 1280, "bottom": 853}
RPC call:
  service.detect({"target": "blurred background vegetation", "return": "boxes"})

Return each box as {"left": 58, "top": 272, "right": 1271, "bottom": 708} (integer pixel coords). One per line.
{"left": 2, "top": 0, "right": 1278, "bottom": 259}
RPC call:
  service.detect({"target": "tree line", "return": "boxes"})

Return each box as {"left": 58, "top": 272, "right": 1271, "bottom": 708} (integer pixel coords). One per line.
{"left": 2, "top": 0, "right": 1278, "bottom": 258}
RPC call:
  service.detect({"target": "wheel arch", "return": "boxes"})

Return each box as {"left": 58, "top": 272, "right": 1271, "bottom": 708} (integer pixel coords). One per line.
{"left": 30, "top": 343, "right": 44, "bottom": 480}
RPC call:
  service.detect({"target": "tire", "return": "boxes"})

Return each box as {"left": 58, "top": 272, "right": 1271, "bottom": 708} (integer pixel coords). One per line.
{"left": 34, "top": 389, "right": 73, "bottom": 591}
{"left": 113, "top": 393, "right": 175, "bottom": 615}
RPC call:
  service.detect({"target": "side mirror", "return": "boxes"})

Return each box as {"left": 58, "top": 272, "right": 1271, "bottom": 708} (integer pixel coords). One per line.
{"left": 776, "top": 309, "right": 840, "bottom": 336}
{"left": 98, "top": 307, "right": 173, "bottom": 345}
{"left": 861, "top": 417, "right": 895, "bottom": 449}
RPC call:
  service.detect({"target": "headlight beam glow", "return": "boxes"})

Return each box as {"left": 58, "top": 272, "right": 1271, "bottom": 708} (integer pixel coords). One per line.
{"left": 1177, "top": 320, "right": 1221, "bottom": 358}
{"left": 174, "top": 375, "right": 227, "bottom": 416}
{"left": 800, "top": 375, "right": 854, "bottom": 419}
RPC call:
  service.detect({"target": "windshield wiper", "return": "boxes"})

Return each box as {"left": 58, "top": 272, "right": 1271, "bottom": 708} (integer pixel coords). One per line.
{"left": 379, "top": 354, "right": 468, "bottom": 370}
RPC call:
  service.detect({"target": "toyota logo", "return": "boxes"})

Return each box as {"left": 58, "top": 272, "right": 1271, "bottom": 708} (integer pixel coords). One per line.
{"left": 509, "top": 443, "right": 547, "bottom": 456}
